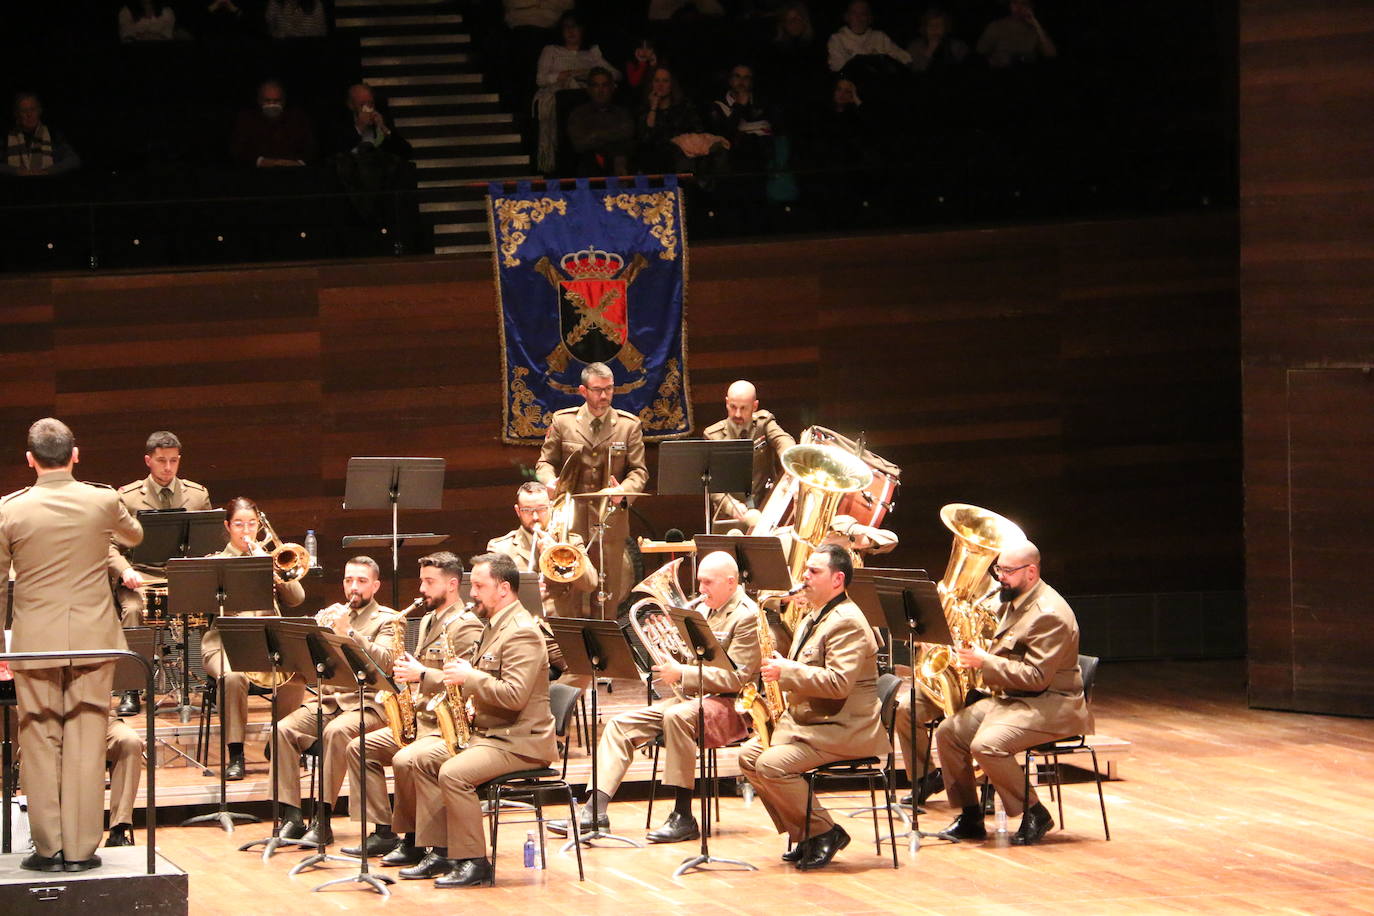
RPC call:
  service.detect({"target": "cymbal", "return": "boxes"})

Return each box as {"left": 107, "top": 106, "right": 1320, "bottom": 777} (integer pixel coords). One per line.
{"left": 571, "top": 488, "right": 646, "bottom": 499}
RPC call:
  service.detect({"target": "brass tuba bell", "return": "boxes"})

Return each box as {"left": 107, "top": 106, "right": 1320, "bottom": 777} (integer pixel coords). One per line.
{"left": 780, "top": 443, "right": 873, "bottom": 580}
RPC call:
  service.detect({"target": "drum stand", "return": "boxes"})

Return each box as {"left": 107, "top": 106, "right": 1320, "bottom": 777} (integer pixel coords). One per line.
{"left": 153, "top": 619, "right": 212, "bottom": 774}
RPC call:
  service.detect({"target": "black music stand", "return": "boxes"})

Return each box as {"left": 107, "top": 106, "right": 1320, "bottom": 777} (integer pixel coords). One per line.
{"left": 343, "top": 457, "right": 447, "bottom": 612}
{"left": 548, "top": 618, "right": 643, "bottom": 850}
{"left": 850, "top": 567, "right": 930, "bottom": 671}
{"left": 692, "top": 535, "right": 792, "bottom": 593}
{"left": 657, "top": 439, "right": 753, "bottom": 548}
{"left": 661, "top": 608, "right": 757, "bottom": 878}
{"left": 875, "top": 575, "right": 950, "bottom": 851}
{"left": 169, "top": 556, "right": 273, "bottom": 832}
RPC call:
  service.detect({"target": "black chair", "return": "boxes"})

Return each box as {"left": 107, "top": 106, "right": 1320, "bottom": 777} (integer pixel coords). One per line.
{"left": 478, "top": 682, "right": 586, "bottom": 885}
{"left": 645, "top": 732, "right": 747, "bottom": 836}
{"left": 797, "top": 672, "right": 903, "bottom": 869}
{"left": 1019, "top": 654, "right": 1110, "bottom": 840}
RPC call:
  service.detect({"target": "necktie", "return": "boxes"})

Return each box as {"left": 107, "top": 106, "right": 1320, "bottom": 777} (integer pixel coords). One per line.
{"left": 159, "top": 487, "right": 172, "bottom": 509}
{"left": 591, "top": 417, "right": 603, "bottom": 436}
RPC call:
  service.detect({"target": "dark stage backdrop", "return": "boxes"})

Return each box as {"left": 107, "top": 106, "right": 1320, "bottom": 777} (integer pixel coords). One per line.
{"left": 1240, "top": 0, "right": 1374, "bottom": 716}
{"left": 0, "top": 212, "right": 1240, "bottom": 643}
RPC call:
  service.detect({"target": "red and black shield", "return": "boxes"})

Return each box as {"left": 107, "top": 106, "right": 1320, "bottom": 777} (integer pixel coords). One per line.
{"left": 559, "top": 278, "right": 628, "bottom": 365}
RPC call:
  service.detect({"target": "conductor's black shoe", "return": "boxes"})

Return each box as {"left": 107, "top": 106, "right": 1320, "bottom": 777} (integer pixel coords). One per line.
{"left": 1010, "top": 803, "right": 1054, "bottom": 846}
{"left": 434, "top": 857, "right": 493, "bottom": 888}
{"left": 343, "top": 832, "right": 400, "bottom": 858}
{"left": 399, "top": 850, "right": 452, "bottom": 879}
{"left": 224, "top": 753, "right": 246, "bottom": 781}
{"left": 20, "top": 852, "right": 64, "bottom": 872}
{"left": 64, "top": 855, "right": 102, "bottom": 872}
{"left": 797, "top": 825, "right": 850, "bottom": 871}
{"left": 299, "top": 820, "right": 333, "bottom": 848}
{"left": 278, "top": 816, "right": 308, "bottom": 841}
{"left": 646, "top": 810, "right": 699, "bottom": 844}
{"left": 546, "top": 810, "right": 608, "bottom": 837}
{"left": 380, "top": 838, "right": 423, "bottom": 867}
{"left": 116, "top": 691, "right": 140, "bottom": 717}
{"left": 938, "top": 810, "right": 987, "bottom": 842}
{"left": 105, "top": 824, "right": 134, "bottom": 847}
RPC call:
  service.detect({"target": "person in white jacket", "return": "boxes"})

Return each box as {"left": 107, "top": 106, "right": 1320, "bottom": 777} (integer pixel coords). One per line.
{"left": 827, "top": 0, "right": 911, "bottom": 72}
{"left": 532, "top": 12, "right": 619, "bottom": 172}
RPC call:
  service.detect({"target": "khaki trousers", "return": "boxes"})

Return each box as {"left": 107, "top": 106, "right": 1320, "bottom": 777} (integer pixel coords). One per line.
{"left": 202, "top": 645, "right": 304, "bottom": 746}
{"left": 935, "top": 698, "right": 1056, "bottom": 817}
{"left": 893, "top": 686, "right": 941, "bottom": 783}
{"left": 15, "top": 663, "right": 115, "bottom": 861}
{"left": 272, "top": 703, "right": 382, "bottom": 808}
{"left": 420, "top": 745, "right": 537, "bottom": 857}
{"left": 739, "top": 736, "right": 847, "bottom": 843}
{"left": 106, "top": 717, "right": 143, "bottom": 827}
{"left": 596, "top": 699, "right": 701, "bottom": 797}
{"left": 345, "top": 727, "right": 449, "bottom": 833}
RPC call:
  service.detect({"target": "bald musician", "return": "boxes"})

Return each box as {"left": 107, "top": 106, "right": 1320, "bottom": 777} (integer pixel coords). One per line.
{"left": 702, "top": 380, "right": 795, "bottom": 528}
{"left": 935, "top": 540, "right": 1092, "bottom": 846}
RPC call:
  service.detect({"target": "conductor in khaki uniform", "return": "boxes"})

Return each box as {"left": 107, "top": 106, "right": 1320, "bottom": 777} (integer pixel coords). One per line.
{"left": 552, "top": 549, "right": 760, "bottom": 843}
{"left": 486, "top": 481, "right": 598, "bottom": 620}
{"left": 702, "top": 379, "right": 795, "bottom": 528}
{"left": 108, "top": 430, "right": 212, "bottom": 715}
{"left": 535, "top": 361, "right": 648, "bottom": 618}
{"left": 936, "top": 540, "right": 1092, "bottom": 846}
{"left": 409, "top": 552, "right": 557, "bottom": 888}
{"left": 0, "top": 418, "right": 142, "bottom": 872}
{"left": 272, "top": 556, "right": 402, "bottom": 846}
{"left": 341, "top": 552, "right": 481, "bottom": 863}
{"left": 740, "top": 543, "right": 889, "bottom": 871}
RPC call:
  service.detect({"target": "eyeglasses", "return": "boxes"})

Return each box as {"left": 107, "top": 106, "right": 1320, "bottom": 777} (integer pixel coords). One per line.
{"left": 991, "top": 563, "right": 1030, "bottom": 577}
{"left": 516, "top": 505, "right": 549, "bottom": 515}
{"left": 584, "top": 385, "right": 614, "bottom": 395}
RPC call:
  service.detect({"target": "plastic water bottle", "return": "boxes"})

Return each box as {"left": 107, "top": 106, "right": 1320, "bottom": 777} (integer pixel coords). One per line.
{"left": 523, "top": 831, "right": 539, "bottom": 869}
{"left": 993, "top": 795, "right": 1010, "bottom": 847}
{"left": 303, "top": 529, "right": 318, "bottom": 568}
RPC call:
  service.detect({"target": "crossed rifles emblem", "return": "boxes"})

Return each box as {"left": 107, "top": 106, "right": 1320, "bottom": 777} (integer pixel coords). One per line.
{"left": 534, "top": 246, "right": 647, "bottom": 374}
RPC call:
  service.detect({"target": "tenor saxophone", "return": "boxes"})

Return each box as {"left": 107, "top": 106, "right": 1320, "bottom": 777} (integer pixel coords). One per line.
{"left": 429, "top": 627, "right": 477, "bottom": 754}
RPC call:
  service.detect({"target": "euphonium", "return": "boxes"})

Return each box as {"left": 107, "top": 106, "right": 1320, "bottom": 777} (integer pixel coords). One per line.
{"left": 735, "top": 590, "right": 793, "bottom": 748}
{"left": 375, "top": 597, "right": 425, "bottom": 747}
{"left": 626, "top": 558, "right": 700, "bottom": 701}
{"left": 537, "top": 493, "right": 591, "bottom": 584}
{"left": 430, "top": 625, "right": 476, "bottom": 755}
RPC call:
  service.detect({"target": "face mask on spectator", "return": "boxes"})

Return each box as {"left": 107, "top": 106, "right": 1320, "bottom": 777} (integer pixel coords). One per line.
{"left": 262, "top": 102, "right": 284, "bottom": 118}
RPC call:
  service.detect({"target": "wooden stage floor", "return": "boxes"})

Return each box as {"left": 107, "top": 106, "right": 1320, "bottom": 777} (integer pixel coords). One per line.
{"left": 118, "top": 660, "right": 1374, "bottom": 914}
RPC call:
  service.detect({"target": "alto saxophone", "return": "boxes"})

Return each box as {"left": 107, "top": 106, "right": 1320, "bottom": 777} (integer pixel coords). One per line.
{"left": 429, "top": 627, "right": 477, "bottom": 755}
{"left": 376, "top": 597, "right": 425, "bottom": 747}
{"left": 735, "top": 589, "right": 798, "bottom": 749}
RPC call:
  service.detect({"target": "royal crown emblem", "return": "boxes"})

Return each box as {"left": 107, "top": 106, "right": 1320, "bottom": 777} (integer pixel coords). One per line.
{"left": 534, "top": 247, "right": 649, "bottom": 375}
{"left": 560, "top": 247, "right": 625, "bottom": 280}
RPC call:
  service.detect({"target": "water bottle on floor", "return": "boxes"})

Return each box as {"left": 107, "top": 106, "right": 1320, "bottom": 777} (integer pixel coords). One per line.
{"left": 524, "top": 831, "right": 539, "bottom": 869}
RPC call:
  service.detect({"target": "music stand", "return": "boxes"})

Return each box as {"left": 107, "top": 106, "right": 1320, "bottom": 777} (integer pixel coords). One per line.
{"left": 548, "top": 618, "right": 643, "bottom": 850}
{"left": 661, "top": 608, "right": 757, "bottom": 878}
{"left": 656, "top": 439, "right": 753, "bottom": 548}
{"left": 692, "top": 535, "right": 792, "bottom": 593}
{"left": 343, "top": 457, "right": 447, "bottom": 611}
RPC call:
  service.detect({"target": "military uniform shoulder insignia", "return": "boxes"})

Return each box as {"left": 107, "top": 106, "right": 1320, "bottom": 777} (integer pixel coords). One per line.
{"left": 753, "top": 409, "right": 775, "bottom": 421}
{"left": 118, "top": 481, "right": 142, "bottom": 494}
{"left": 182, "top": 479, "right": 208, "bottom": 493}
{"left": 552, "top": 406, "right": 579, "bottom": 417}
{"left": 613, "top": 408, "right": 639, "bottom": 422}
{"left": 81, "top": 480, "right": 116, "bottom": 490}
{"left": 0, "top": 487, "right": 31, "bottom": 504}
{"left": 702, "top": 419, "right": 728, "bottom": 435}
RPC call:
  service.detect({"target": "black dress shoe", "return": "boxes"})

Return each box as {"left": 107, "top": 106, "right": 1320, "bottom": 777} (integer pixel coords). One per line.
{"left": 918, "top": 768, "right": 944, "bottom": 803}
{"left": 781, "top": 839, "right": 811, "bottom": 863}
{"left": 434, "top": 857, "right": 493, "bottom": 888}
{"left": 299, "top": 820, "right": 333, "bottom": 847}
{"left": 1010, "top": 803, "right": 1054, "bottom": 846}
{"left": 343, "top": 832, "right": 400, "bottom": 858}
{"left": 278, "top": 817, "right": 308, "bottom": 840}
{"left": 546, "top": 810, "right": 608, "bottom": 837}
{"left": 64, "top": 855, "right": 102, "bottom": 872}
{"left": 798, "top": 825, "right": 850, "bottom": 871}
{"left": 938, "top": 811, "right": 987, "bottom": 842}
{"left": 20, "top": 851, "right": 64, "bottom": 872}
{"left": 224, "top": 753, "right": 246, "bottom": 781}
{"left": 116, "top": 691, "right": 140, "bottom": 717}
{"left": 380, "top": 838, "right": 424, "bottom": 867}
{"left": 105, "top": 825, "right": 134, "bottom": 847}
{"left": 399, "top": 850, "right": 452, "bottom": 880}
{"left": 646, "top": 810, "right": 699, "bottom": 844}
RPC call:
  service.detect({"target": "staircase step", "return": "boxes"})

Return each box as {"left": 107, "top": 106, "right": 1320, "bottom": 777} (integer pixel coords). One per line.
{"left": 389, "top": 94, "right": 501, "bottom": 112}
{"left": 419, "top": 199, "right": 488, "bottom": 214}
{"left": 336, "top": 13, "right": 463, "bottom": 28}
{"left": 337, "top": 0, "right": 447, "bottom": 6}
{"left": 361, "top": 33, "right": 469, "bottom": 46}
{"left": 434, "top": 242, "right": 494, "bottom": 255}
{"left": 396, "top": 113, "right": 512, "bottom": 128}
{"left": 418, "top": 173, "right": 540, "bottom": 189}
{"left": 410, "top": 133, "right": 522, "bottom": 148}
{"left": 415, "top": 155, "right": 531, "bottom": 170}
{"left": 362, "top": 53, "right": 469, "bottom": 67}
{"left": 367, "top": 73, "right": 483, "bottom": 88}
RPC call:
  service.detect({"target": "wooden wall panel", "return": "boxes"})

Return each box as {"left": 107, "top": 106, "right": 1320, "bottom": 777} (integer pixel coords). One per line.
{"left": 1240, "top": 0, "right": 1374, "bottom": 714}
{"left": 0, "top": 211, "right": 1239, "bottom": 616}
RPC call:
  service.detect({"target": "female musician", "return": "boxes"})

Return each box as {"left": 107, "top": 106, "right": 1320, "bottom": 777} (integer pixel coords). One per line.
{"left": 200, "top": 497, "right": 306, "bottom": 780}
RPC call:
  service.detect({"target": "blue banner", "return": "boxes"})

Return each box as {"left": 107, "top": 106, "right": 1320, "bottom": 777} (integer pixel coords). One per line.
{"left": 490, "top": 177, "right": 692, "bottom": 444}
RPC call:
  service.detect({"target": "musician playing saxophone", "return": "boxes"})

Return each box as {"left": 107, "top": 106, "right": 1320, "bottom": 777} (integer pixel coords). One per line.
{"left": 340, "top": 552, "right": 480, "bottom": 862}
{"left": 548, "top": 550, "right": 761, "bottom": 844}
{"left": 272, "top": 557, "right": 402, "bottom": 846}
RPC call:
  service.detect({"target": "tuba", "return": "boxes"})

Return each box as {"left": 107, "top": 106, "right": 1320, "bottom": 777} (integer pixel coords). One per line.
{"left": 625, "top": 558, "right": 701, "bottom": 702}
{"left": 255, "top": 510, "right": 311, "bottom": 584}
{"left": 536, "top": 493, "right": 591, "bottom": 584}
{"left": 915, "top": 503, "right": 1026, "bottom": 716}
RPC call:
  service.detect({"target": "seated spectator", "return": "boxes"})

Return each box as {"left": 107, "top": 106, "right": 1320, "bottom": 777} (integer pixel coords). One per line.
{"left": 827, "top": 0, "right": 911, "bottom": 73}
{"left": 118, "top": 1, "right": 177, "bottom": 42}
{"left": 908, "top": 8, "right": 969, "bottom": 73}
{"left": 566, "top": 67, "right": 635, "bottom": 176}
{"left": 976, "top": 0, "right": 1057, "bottom": 69}
{"left": 623, "top": 37, "right": 658, "bottom": 92}
{"left": 707, "top": 63, "right": 773, "bottom": 176}
{"left": 266, "top": 0, "right": 327, "bottom": 39}
{"left": 635, "top": 64, "right": 704, "bottom": 174}
{"left": 329, "top": 83, "right": 413, "bottom": 221}
{"left": 502, "top": 0, "right": 574, "bottom": 108}
{"left": 230, "top": 79, "right": 317, "bottom": 167}
{"left": 761, "top": 2, "right": 826, "bottom": 125}
{"left": 533, "top": 12, "right": 618, "bottom": 172}
{"left": 1, "top": 93, "right": 81, "bottom": 178}
{"left": 798, "top": 76, "right": 878, "bottom": 226}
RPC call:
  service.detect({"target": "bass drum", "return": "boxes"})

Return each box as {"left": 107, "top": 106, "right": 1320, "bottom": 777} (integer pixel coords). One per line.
{"left": 803, "top": 426, "right": 901, "bottom": 529}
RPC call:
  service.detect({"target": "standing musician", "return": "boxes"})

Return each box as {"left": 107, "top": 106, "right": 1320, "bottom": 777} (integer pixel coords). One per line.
{"left": 407, "top": 552, "right": 557, "bottom": 888}
{"left": 108, "top": 430, "right": 212, "bottom": 716}
{"left": 935, "top": 540, "right": 1092, "bottom": 846}
{"left": 201, "top": 497, "right": 306, "bottom": 781}
{"left": 341, "top": 552, "right": 480, "bottom": 863}
{"left": 487, "top": 481, "right": 598, "bottom": 621}
{"left": 550, "top": 550, "right": 759, "bottom": 843}
{"left": 702, "top": 379, "right": 795, "bottom": 528}
{"left": 0, "top": 418, "right": 142, "bottom": 872}
{"left": 740, "top": 543, "right": 889, "bottom": 871}
{"left": 535, "top": 361, "right": 648, "bottom": 617}
{"left": 271, "top": 556, "right": 402, "bottom": 845}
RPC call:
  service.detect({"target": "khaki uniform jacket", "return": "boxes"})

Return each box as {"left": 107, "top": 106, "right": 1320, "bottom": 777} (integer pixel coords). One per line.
{"left": 678, "top": 586, "right": 762, "bottom": 697}
{"left": 200, "top": 541, "right": 306, "bottom": 660}
{"left": 460, "top": 599, "right": 558, "bottom": 764}
{"left": 108, "top": 475, "right": 212, "bottom": 577}
{"left": 0, "top": 471, "right": 143, "bottom": 670}
{"left": 486, "top": 526, "right": 598, "bottom": 618}
{"left": 703, "top": 410, "right": 795, "bottom": 520}
{"left": 979, "top": 579, "right": 1093, "bottom": 737}
{"left": 772, "top": 596, "right": 889, "bottom": 759}
{"left": 535, "top": 404, "right": 648, "bottom": 498}
{"left": 313, "top": 599, "right": 403, "bottom": 714}
{"left": 413, "top": 602, "right": 481, "bottom": 731}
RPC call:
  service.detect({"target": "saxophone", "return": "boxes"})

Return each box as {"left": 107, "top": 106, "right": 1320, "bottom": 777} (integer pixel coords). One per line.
{"left": 429, "top": 626, "right": 477, "bottom": 755}
{"left": 375, "top": 597, "right": 425, "bottom": 747}
{"left": 735, "top": 587, "right": 799, "bottom": 748}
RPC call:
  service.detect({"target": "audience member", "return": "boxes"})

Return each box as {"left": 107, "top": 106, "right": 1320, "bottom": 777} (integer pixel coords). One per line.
{"left": 266, "top": 0, "right": 327, "bottom": 39}
{"left": 533, "top": 12, "right": 618, "bottom": 172}
{"left": 328, "top": 84, "right": 413, "bottom": 223}
{"left": 976, "top": 0, "right": 1057, "bottom": 69}
{"left": 827, "top": 0, "right": 912, "bottom": 72}
{"left": 502, "top": 0, "right": 574, "bottom": 108}
{"left": 118, "top": 1, "right": 178, "bottom": 42}
{"left": 799, "top": 76, "right": 878, "bottom": 226}
{"left": 908, "top": 8, "right": 969, "bottom": 73}
{"left": 707, "top": 64, "right": 773, "bottom": 175}
{"left": 761, "top": 2, "right": 827, "bottom": 125}
{"left": 566, "top": 68, "right": 635, "bottom": 176}
{"left": 1, "top": 93, "right": 81, "bottom": 178}
{"left": 230, "top": 79, "right": 317, "bottom": 167}
{"left": 623, "top": 37, "right": 659, "bottom": 92}
{"left": 635, "top": 64, "right": 704, "bottom": 174}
